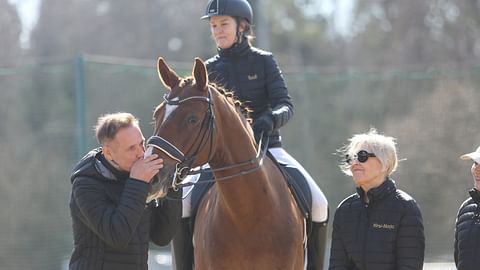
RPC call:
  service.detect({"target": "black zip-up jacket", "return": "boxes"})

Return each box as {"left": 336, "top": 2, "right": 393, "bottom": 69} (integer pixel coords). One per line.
{"left": 205, "top": 39, "right": 293, "bottom": 148}
{"left": 329, "top": 178, "right": 425, "bottom": 270}
{"left": 454, "top": 188, "right": 480, "bottom": 270}
{"left": 68, "top": 148, "right": 182, "bottom": 270}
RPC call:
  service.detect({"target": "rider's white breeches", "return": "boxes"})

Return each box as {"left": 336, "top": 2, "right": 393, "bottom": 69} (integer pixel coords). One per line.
{"left": 181, "top": 147, "right": 328, "bottom": 223}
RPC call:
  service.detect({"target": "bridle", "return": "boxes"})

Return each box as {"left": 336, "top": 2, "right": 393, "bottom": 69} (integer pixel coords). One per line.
{"left": 146, "top": 86, "right": 269, "bottom": 192}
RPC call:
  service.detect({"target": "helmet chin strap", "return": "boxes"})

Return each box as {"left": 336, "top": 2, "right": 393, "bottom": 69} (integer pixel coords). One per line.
{"left": 236, "top": 32, "right": 244, "bottom": 44}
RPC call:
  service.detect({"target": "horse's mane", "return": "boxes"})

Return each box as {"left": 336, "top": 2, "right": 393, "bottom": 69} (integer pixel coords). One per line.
{"left": 152, "top": 77, "right": 252, "bottom": 124}
{"left": 206, "top": 81, "right": 252, "bottom": 123}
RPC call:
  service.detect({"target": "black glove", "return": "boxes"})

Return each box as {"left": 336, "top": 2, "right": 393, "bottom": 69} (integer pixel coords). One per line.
{"left": 252, "top": 113, "right": 274, "bottom": 137}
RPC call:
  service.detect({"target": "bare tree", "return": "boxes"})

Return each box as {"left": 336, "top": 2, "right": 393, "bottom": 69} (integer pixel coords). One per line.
{"left": 31, "top": 0, "right": 211, "bottom": 61}
{"left": 344, "top": 0, "right": 480, "bottom": 69}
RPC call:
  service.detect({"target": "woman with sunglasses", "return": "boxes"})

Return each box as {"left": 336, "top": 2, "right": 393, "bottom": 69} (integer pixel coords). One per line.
{"left": 329, "top": 128, "right": 425, "bottom": 270}
{"left": 455, "top": 146, "right": 480, "bottom": 270}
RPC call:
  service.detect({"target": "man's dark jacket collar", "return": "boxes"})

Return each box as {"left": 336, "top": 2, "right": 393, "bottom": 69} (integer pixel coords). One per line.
{"left": 70, "top": 147, "right": 129, "bottom": 183}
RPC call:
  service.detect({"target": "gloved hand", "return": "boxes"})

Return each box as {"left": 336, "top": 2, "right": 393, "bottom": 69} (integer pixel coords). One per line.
{"left": 252, "top": 113, "right": 274, "bottom": 137}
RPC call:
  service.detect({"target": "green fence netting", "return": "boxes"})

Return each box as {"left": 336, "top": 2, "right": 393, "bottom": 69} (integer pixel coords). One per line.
{"left": 1, "top": 55, "right": 479, "bottom": 269}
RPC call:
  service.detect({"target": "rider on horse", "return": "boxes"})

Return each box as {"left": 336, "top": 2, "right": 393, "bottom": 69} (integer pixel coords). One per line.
{"left": 172, "top": 0, "right": 329, "bottom": 269}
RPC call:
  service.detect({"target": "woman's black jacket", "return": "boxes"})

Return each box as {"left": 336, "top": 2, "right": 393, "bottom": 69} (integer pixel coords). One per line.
{"left": 68, "top": 148, "right": 182, "bottom": 270}
{"left": 329, "top": 178, "right": 425, "bottom": 270}
{"left": 454, "top": 188, "right": 480, "bottom": 270}
{"left": 205, "top": 39, "right": 293, "bottom": 148}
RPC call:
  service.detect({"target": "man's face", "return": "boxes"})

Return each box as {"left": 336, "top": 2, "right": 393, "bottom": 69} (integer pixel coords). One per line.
{"left": 103, "top": 125, "right": 145, "bottom": 172}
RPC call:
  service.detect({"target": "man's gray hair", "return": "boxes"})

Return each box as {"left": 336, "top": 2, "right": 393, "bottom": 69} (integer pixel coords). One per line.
{"left": 95, "top": 112, "right": 139, "bottom": 145}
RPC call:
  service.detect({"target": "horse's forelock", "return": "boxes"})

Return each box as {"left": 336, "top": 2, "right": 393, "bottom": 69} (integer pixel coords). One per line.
{"left": 185, "top": 77, "right": 194, "bottom": 86}
{"left": 169, "top": 77, "right": 194, "bottom": 97}
{"left": 153, "top": 77, "right": 252, "bottom": 124}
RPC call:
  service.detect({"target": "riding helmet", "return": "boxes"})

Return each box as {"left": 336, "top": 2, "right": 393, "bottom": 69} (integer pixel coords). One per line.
{"left": 201, "top": 0, "right": 253, "bottom": 23}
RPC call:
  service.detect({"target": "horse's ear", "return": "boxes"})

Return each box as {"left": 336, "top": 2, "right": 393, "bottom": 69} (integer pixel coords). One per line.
{"left": 193, "top": 57, "right": 208, "bottom": 92}
{"left": 157, "top": 57, "right": 180, "bottom": 89}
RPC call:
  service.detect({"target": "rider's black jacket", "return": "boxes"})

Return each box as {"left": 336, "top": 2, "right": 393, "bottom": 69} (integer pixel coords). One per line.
{"left": 329, "top": 178, "right": 425, "bottom": 270}
{"left": 205, "top": 38, "right": 293, "bottom": 148}
{"left": 68, "top": 148, "right": 181, "bottom": 270}
{"left": 455, "top": 188, "right": 480, "bottom": 270}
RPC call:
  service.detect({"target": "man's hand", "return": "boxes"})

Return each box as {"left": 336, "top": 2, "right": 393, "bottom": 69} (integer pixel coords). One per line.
{"left": 130, "top": 154, "right": 164, "bottom": 183}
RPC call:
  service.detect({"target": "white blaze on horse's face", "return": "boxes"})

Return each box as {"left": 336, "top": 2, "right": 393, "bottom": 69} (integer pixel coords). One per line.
{"left": 164, "top": 96, "right": 180, "bottom": 124}
{"left": 144, "top": 96, "right": 178, "bottom": 159}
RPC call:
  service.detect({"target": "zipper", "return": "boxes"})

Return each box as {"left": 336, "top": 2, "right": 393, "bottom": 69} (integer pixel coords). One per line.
{"left": 474, "top": 206, "right": 480, "bottom": 267}
{"left": 362, "top": 203, "right": 369, "bottom": 270}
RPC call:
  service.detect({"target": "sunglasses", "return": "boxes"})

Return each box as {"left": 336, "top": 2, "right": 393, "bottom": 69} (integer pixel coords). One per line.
{"left": 345, "top": 150, "right": 376, "bottom": 165}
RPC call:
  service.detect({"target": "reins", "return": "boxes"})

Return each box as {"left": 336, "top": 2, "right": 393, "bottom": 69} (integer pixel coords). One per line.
{"left": 179, "top": 133, "right": 269, "bottom": 186}
{"left": 147, "top": 86, "right": 269, "bottom": 193}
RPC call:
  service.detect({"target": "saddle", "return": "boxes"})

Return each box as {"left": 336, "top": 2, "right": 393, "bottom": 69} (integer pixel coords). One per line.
{"left": 190, "top": 151, "right": 313, "bottom": 230}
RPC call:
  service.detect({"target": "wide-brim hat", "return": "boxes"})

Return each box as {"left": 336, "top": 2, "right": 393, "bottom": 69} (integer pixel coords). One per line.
{"left": 460, "top": 146, "right": 480, "bottom": 163}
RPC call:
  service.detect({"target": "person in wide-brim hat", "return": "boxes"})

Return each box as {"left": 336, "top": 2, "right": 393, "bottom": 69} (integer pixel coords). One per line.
{"left": 460, "top": 145, "right": 480, "bottom": 163}
{"left": 454, "top": 145, "right": 480, "bottom": 270}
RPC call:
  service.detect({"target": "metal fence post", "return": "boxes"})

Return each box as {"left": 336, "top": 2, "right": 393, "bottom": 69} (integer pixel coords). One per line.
{"left": 74, "top": 55, "right": 87, "bottom": 158}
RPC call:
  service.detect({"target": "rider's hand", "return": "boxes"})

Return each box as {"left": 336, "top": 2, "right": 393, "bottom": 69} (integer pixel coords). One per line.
{"left": 130, "top": 154, "right": 164, "bottom": 183}
{"left": 252, "top": 113, "right": 274, "bottom": 136}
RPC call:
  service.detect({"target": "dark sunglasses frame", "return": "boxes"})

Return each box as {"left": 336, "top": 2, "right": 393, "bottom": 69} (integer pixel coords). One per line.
{"left": 345, "top": 150, "right": 376, "bottom": 165}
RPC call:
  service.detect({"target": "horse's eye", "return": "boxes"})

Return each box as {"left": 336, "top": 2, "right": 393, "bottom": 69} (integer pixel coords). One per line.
{"left": 187, "top": 116, "right": 198, "bottom": 125}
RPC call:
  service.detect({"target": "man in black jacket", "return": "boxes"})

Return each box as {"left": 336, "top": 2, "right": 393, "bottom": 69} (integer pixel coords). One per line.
{"left": 455, "top": 146, "right": 480, "bottom": 270}
{"left": 69, "top": 112, "right": 182, "bottom": 270}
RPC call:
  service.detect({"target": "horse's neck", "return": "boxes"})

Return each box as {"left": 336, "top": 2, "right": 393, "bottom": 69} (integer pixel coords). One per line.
{"left": 208, "top": 95, "right": 258, "bottom": 172}
{"left": 210, "top": 139, "right": 280, "bottom": 221}
{"left": 207, "top": 94, "right": 282, "bottom": 219}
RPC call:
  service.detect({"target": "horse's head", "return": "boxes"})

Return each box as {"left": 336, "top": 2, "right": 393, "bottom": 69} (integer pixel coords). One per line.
{"left": 146, "top": 57, "right": 216, "bottom": 200}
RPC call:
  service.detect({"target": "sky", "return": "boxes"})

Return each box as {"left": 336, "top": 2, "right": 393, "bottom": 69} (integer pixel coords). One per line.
{"left": 8, "top": 0, "right": 40, "bottom": 48}
{"left": 302, "top": 0, "right": 354, "bottom": 36}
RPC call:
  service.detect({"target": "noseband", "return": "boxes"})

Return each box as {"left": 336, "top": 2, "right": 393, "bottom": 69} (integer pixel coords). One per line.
{"left": 146, "top": 87, "right": 268, "bottom": 192}
{"left": 147, "top": 88, "right": 215, "bottom": 191}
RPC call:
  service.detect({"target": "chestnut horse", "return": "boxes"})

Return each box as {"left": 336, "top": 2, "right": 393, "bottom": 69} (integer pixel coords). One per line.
{"left": 147, "top": 57, "right": 304, "bottom": 270}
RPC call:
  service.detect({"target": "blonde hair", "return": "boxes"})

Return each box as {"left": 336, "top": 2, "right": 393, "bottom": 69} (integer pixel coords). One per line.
{"left": 339, "top": 128, "right": 398, "bottom": 176}
{"left": 95, "top": 112, "right": 139, "bottom": 145}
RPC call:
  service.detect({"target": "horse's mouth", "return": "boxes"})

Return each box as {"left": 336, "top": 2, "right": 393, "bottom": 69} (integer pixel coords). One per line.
{"left": 146, "top": 183, "right": 169, "bottom": 203}
{"left": 146, "top": 164, "right": 177, "bottom": 202}
{"left": 147, "top": 174, "right": 173, "bottom": 202}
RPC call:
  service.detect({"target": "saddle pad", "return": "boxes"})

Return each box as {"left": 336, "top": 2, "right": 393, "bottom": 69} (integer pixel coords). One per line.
{"left": 277, "top": 164, "right": 312, "bottom": 220}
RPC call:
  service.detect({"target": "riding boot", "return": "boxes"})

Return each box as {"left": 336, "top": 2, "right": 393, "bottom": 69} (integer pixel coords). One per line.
{"left": 171, "top": 218, "right": 194, "bottom": 270}
{"left": 307, "top": 221, "right": 328, "bottom": 270}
